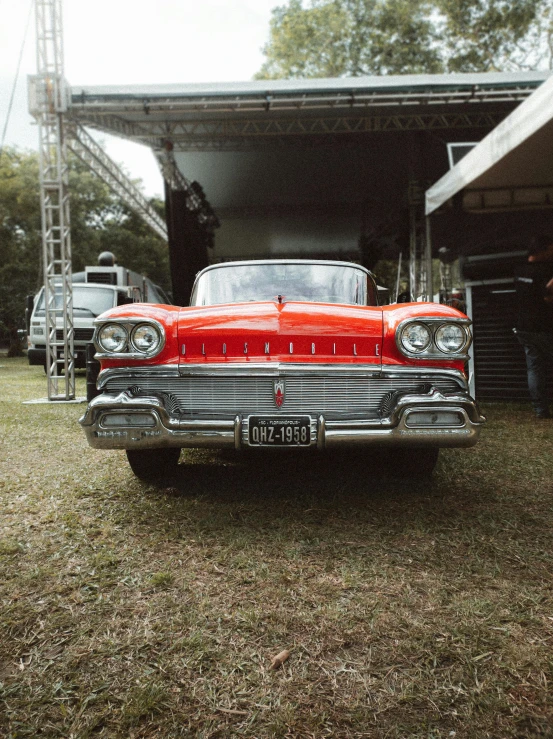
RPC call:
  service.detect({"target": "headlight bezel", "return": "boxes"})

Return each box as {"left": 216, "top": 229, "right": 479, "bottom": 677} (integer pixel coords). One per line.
{"left": 399, "top": 322, "right": 432, "bottom": 354}
{"left": 434, "top": 322, "right": 467, "bottom": 354}
{"left": 97, "top": 323, "right": 129, "bottom": 354}
{"left": 94, "top": 317, "right": 166, "bottom": 359}
{"left": 396, "top": 317, "right": 471, "bottom": 359}
{"left": 130, "top": 323, "right": 163, "bottom": 354}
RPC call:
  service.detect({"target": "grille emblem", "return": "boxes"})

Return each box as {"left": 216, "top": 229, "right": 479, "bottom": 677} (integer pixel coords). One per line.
{"left": 274, "top": 379, "right": 285, "bottom": 408}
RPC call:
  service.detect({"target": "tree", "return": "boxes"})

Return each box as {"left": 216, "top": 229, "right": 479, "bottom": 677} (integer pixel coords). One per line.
{"left": 256, "top": 0, "right": 553, "bottom": 79}
{"left": 0, "top": 147, "right": 170, "bottom": 355}
{"left": 437, "top": 0, "right": 553, "bottom": 72}
{"left": 0, "top": 150, "right": 42, "bottom": 355}
{"left": 256, "top": 0, "right": 442, "bottom": 78}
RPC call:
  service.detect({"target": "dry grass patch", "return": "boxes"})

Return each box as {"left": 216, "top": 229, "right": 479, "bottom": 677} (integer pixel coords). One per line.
{"left": 1, "top": 357, "right": 553, "bottom": 737}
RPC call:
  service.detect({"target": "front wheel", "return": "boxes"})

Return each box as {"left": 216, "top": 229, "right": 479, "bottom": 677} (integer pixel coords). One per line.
{"left": 390, "top": 447, "right": 440, "bottom": 478}
{"left": 126, "top": 448, "right": 181, "bottom": 481}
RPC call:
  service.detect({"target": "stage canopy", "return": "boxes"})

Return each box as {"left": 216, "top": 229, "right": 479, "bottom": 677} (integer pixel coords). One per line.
{"left": 68, "top": 71, "right": 550, "bottom": 267}
{"left": 426, "top": 74, "right": 553, "bottom": 215}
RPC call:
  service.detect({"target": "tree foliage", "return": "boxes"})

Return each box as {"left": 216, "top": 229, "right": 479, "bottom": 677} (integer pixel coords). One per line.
{"left": 256, "top": 0, "right": 553, "bottom": 79}
{"left": 0, "top": 148, "right": 170, "bottom": 351}
{"left": 438, "top": 0, "right": 552, "bottom": 72}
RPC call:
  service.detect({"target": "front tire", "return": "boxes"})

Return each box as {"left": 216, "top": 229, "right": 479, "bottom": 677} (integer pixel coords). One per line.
{"left": 126, "top": 448, "right": 181, "bottom": 481}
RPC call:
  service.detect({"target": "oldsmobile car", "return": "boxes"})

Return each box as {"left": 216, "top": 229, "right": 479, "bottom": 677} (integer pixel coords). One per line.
{"left": 79, "top": 260, "right": 485, "bottom": 479}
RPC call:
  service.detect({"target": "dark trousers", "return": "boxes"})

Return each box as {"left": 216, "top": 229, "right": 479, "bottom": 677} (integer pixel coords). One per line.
{"left": 515, "top": 330, "right": 553, "bottom": 416}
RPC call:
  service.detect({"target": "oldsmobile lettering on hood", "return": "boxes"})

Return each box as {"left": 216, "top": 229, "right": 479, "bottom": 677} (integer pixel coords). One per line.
{"left": 177, "top": 301, "right": 382, "bottom": 362}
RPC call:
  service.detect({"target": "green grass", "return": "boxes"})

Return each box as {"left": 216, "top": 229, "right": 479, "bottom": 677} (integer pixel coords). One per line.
{"left": 1, "top": 356, "right": 553, "bottom": 738}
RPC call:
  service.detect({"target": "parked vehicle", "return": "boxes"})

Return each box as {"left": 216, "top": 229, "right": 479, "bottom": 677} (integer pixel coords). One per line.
{"left": 27, "top": 253, "right": 170, "bottom": 369}
{"left": 79, "top": 259, "right": 485, "bottom": 479}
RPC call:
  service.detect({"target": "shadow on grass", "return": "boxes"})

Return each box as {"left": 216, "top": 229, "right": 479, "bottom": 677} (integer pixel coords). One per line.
{"left": 113, "top": 445, "right": 504, "bottom": 544}
{"left": 108, "top": 443, "right": 553, "bottom": 589}
{"left": 158, "top": 447, "right": 447, "bottom": 504}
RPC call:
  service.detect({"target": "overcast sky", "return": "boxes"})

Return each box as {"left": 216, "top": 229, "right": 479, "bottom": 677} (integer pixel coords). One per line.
{"left": 0, "top": 0, "right": 279, "bottom": 196}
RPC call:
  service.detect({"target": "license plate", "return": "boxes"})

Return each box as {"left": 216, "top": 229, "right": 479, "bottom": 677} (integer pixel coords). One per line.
{"left": 248, "top": 416, "right": 311, "bottom": 446}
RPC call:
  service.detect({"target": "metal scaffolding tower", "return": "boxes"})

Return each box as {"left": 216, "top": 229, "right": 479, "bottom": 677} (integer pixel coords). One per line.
{"left": 30, "top": 0, "right": 169, "bottom": 401}
{"left": 35, "top": 0, "right": 74, "bottom": 399}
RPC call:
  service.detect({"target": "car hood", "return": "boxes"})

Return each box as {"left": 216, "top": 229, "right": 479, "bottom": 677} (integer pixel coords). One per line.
{"left": 178, "top": 301, "right": 383, "bottom": 364}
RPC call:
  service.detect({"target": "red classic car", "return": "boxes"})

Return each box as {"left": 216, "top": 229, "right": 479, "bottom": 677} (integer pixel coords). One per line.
{"left": 79, "top": 260, "right": 485, "bottom": 479}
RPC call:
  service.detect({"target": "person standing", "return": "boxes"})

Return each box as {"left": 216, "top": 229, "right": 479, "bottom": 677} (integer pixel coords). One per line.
{"left": 514, "top": 235, "right": 553, "bottom": 419}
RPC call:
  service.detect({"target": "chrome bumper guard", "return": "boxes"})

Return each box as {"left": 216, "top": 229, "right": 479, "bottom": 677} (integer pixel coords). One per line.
{"left": 79, "top": 386, "right": 485, "bottom": 450}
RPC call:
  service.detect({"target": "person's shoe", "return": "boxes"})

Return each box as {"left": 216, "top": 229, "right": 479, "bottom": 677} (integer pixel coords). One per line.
{"left": 536, "top": 411, "right": 552, "bottom": 419}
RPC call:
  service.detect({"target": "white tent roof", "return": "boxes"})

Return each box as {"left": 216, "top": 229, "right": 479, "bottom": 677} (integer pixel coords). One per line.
{"left": 426, "top": 73, "right": 553, "bottom": 215}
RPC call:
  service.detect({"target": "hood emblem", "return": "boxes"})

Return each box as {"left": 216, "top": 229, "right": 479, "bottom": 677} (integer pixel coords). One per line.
{"left": 274, "top": 379, "right": 285, "bottom": 408}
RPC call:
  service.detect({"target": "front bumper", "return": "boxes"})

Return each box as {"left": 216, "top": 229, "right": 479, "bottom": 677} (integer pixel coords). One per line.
{"left": 79, "top": 386, "right": 485, "bottom": 451}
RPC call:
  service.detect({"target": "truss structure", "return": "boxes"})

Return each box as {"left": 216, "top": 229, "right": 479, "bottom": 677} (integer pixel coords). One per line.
{"left": 35, "top": 0, "right": 74, "bottom": 400}
{"left": 67, "top": 74, "right": 544, "bottom": 151}
{"left": 70, "top": 81, "right": 539, "bottom": 116}
{"left": 72, "top": 111, "right": 509, "bottom": 151}
{"left": 155, "top": 147, "right": 219, "bottom": 230}
{"left": 155, "top": 147, "right": 193, "bottom": 192}
{"left": 67, "top": 125, "right": 167, "bottom": 239}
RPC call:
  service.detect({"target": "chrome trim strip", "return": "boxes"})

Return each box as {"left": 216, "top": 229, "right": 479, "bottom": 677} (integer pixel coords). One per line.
{"left": 395, "top": 317, "right": 472, "bottom": 360}
{"left": 178, "top": 362, "right": 383, "bottom": 376}
{"left": 98, "top": 364, "right": 181, "bottom": 389}
{"left": 98, "top": 362, "right": 467, "bottom": 388}
{"left": 234, "top": 415, "right": 242, "bottom": 450}
{"left": 379, "top": 365, "right": 467, "bottom": 387}
{"left": 317, "top": 415, "right": 325, "bottom": 451}
{"left": 94, "top": 317, "right": 166, "bottom": 360}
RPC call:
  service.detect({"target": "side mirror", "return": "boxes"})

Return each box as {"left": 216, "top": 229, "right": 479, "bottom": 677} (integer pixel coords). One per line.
{"left": 117, "top": 294, "right": 134, "bottom": 306}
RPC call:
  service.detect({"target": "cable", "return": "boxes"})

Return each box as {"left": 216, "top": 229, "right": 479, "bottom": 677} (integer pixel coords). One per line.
{"left": 0, "top": 0, "right": 34, "bottom": 164}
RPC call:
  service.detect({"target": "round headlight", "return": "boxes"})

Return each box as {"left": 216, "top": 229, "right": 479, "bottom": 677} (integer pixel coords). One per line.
{"left": 435, "top": 323, "right": 466, "bottom": 353}
{"left": 98, "top": 323, "right": 128, "bottom": 353}
{"left": 400, "top": 322, "right": 431, "bottom": 353}
{"left": 131, "top": 323, "right": 162, "bottom": 354}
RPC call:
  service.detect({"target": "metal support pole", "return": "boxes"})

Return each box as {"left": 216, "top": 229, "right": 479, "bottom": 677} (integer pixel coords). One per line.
{"left": 465, "top": 285, "right": 476, "bottom": 397}
{"left": 35, "top": 0, "right": 74, "bottom": 399}
{"left": 424, "top": 216, "right": 433, "bottom": 302}
{"left": 394, "top": 251, "right": 402, "bottom": 303}
{"left": 408, "top": 181, "right": 434, "bottom": 302}
{"left": 409, "top": 205, "right": 417, "bottom": 301}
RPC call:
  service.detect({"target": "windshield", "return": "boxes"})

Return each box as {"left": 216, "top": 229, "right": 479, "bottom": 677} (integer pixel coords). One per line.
{"left": 34, "top": 286, "right": 115, "bottom": 317}
{"left": 191, "top": 263, "right": 375, "bottom": 307}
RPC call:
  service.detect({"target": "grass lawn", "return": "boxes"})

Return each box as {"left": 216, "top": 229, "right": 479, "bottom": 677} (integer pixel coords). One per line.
{"left": 1, "top": 356, "right": 553, "bottom": 738}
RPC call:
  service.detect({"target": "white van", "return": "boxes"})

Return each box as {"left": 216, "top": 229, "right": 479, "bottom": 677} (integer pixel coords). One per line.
{"left": 27, "top": 254, "right": 170, "bottom": 369}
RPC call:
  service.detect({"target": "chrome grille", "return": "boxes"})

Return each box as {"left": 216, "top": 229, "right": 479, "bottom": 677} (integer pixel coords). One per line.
{"left": 104, "top": 374, "right": 461, "bottom": 416}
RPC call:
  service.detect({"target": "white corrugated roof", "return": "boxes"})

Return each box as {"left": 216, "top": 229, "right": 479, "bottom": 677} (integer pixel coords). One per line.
{"left": 71, "top": 71, "right": 548, "bottom": 100}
